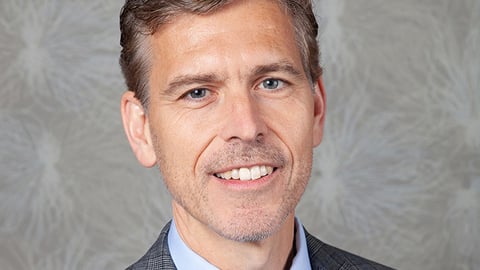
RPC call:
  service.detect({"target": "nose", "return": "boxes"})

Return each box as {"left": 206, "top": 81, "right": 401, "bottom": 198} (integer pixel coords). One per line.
{"left": 218, "top": 93, "right": 267, "bottom": 143}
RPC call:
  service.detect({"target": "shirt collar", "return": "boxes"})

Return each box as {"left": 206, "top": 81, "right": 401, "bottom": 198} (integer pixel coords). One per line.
{"left": 291, "top": 217, "right": 312, "bottom": 270}
{"left": 168, "top": 217, "right": 311, "bottom": 270}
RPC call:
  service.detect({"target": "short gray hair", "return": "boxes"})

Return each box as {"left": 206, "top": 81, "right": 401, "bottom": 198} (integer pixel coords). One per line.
{"left": 119, "top": 0, "right": 321, "bottom": 108}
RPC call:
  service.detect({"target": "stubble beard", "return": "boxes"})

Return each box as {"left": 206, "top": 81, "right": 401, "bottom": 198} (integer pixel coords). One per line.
{"left": 152, "top": 135, "right": 313, "bottom": 243}
{"left": 207, "top": 160, "right": 312, "bottom": 243}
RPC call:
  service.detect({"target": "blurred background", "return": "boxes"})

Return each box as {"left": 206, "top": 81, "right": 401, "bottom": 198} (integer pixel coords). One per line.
{"left": 0, "top": 0, "right": 479, "bottom": 269}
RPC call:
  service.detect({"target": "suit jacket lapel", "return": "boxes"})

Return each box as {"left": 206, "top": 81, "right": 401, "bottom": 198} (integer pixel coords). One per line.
{"left": 126, "top": 221, "right": 177, "bottom": 270}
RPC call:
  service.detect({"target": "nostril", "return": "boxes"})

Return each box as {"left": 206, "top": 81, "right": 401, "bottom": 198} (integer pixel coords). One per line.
{"left": 255, "top": 133, "right": 264, "bottom": 143}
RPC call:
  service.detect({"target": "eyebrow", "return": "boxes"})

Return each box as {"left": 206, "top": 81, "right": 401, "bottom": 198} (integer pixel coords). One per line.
{"left": 163, "top": 73, "right": 221, "bottom": 96}
{"left": 251, "top": 61, "right": 304, "bottom": 79}
{"left": 162, "top": 61, "right": 305, "bottom": 95}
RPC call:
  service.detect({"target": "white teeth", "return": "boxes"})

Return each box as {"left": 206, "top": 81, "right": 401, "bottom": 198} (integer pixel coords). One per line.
{"left": 215, "top": 165, "right": 274, "bottom": 181}
{"left": 260, "top": 165, "right": 267, "bottom": 176}
{"left": 231, "top": 169, "right": 239, "bottom": 179}
{"left": 239, "top": 168, "right": 250, "bottom": 181}
{"left": 251, "top": 166, "right": 261, "bottom": 180}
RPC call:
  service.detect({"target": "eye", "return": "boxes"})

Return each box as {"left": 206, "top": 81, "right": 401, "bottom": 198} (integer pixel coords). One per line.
{"left": 259, "top": 78, "right": 285, "bottom": 90}
{"left": 186, "top": 88, "right": 209, "bottom": 100}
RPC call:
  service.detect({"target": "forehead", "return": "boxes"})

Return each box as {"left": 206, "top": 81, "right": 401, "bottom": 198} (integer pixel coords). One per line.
{"left": 148, "top": 0, "right": 303, "bottom": 82}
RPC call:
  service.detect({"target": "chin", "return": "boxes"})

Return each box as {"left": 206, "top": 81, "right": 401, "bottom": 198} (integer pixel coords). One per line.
{"left": 215, "top": 226, "right": 277, "bottom": 243}
{"left": 210, "top": 208, "right": 292, "bottom": 243}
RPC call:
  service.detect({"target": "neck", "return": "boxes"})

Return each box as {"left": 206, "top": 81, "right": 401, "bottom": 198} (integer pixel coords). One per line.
{"left": 172, "top": 203, "right": 296, "bottom": 270}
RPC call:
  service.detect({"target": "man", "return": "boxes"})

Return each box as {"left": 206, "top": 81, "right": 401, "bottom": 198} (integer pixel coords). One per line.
{"left": 119, "top": 0, "right": 392, "bottom": 269}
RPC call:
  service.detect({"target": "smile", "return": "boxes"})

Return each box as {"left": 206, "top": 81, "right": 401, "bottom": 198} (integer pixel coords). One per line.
{"left": 215, "top": 165, "right": 275, "bottom": 181}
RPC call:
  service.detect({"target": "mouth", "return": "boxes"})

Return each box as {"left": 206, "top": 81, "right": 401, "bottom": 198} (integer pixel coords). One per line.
{"left": 214, "top": 165, "right": 275, "bottom": 181}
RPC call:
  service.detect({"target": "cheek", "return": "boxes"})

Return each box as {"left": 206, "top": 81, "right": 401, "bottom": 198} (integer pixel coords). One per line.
{"left": 265, "top": 98, "right": 315, "bottom": 150}
{"left": 151, "top": 108, "right": 216, "bottom": 175}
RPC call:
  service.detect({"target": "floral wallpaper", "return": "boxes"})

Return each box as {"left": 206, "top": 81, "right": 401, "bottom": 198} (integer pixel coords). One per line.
{"left": 0, "top": 0, "right": 479, "bottom": 269}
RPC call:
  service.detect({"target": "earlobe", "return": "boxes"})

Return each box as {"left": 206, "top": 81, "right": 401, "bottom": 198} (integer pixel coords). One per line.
{"left": 312, "top": 77, "right": 326, "bottom": 147}
{"left": 120, "top": 91, "right": 157, "bottom": 167}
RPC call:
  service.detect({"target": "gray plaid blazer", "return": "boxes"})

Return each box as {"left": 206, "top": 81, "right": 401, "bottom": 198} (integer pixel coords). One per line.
{"left": 126, "top": 221, "right": 393, "bottom": 270}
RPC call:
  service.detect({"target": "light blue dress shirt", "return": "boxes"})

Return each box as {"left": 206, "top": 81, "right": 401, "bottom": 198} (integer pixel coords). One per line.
{"left": 168, "top": 218, "right": 311, "bottom": 270}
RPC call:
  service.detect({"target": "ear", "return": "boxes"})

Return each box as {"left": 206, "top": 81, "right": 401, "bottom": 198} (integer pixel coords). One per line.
{"left": 120, "top": 91, "right": 157, "bottom": 167}
{"left": 312, "top": 76, "right": 326, "bottom": 147}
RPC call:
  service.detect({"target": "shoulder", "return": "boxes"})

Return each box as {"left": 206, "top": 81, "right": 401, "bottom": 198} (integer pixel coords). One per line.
{"left": 126, "top": 221, "right": 177, "bottom": 270}
{"left": 305, "top": 229, "right": 394, "bottom": 270}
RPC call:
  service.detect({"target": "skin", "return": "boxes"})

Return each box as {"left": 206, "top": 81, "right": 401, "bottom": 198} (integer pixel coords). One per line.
{"left": 121, "top": 0, "right": 325, "bottom": 269}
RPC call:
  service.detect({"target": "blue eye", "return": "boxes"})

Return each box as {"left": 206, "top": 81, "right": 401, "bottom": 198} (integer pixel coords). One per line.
{"left": 188, "top": 88, "right": 208, "bottom": 99}
{"left": 260, "top": 79, "right": 284, "bottom": 90}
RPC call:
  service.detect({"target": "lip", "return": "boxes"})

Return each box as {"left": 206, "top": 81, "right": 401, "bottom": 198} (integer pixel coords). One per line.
{"left": 210, "top": 161, "right": 280, "bottom": 174}
{"left": 211, "top": 167, "right": 279, "bottom": 191}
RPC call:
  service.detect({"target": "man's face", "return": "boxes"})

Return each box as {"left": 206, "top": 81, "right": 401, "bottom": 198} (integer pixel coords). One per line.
{"left": 143, "top": 0, "right": 324, "bottom": 241}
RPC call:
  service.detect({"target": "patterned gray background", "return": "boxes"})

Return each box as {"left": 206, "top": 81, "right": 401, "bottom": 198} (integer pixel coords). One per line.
{"left": 0, "top": 0, "right": 479, "bottom": 269}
